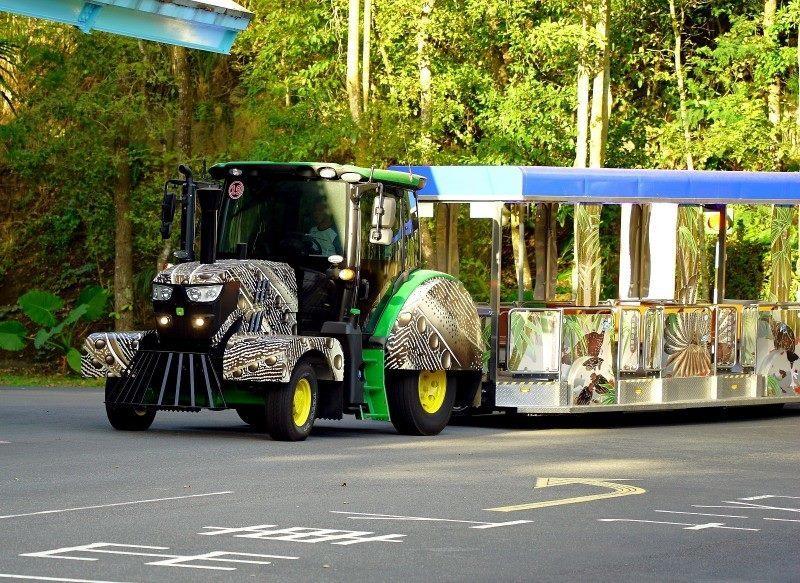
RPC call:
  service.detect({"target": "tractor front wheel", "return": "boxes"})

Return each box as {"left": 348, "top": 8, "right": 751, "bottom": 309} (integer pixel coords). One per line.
{"left": 105, "top": 379, "right": 156, "bottom": 431}
{"left": 266, "top": 362, "right": 318, "bottom": 441}
{"left": 387, "top": 370, "right": 455, "bottom": 436}
{"left": 236, "top": 406, "right": 269, "bottom": 432}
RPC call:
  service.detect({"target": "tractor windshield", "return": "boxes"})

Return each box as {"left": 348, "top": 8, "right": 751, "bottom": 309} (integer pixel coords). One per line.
{"left": 217, "top": 176, "right": 348, "bottom": 261}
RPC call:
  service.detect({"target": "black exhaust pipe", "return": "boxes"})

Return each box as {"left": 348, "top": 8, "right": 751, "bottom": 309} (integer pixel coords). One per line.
{"left": 197, "top": 186, "right": 223, "bottom": 264}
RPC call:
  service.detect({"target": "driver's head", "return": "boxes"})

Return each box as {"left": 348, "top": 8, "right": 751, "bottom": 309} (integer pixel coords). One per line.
{"left": 313, "top": 201, "right": 331, "bottom": 228}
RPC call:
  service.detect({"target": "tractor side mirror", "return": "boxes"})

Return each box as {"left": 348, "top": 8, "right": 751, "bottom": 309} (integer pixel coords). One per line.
{"left": 160, "top": 188, "right": 176, "bottom": 240}
{"left": 369, "top": 193, "right": 396, "bottom": 246}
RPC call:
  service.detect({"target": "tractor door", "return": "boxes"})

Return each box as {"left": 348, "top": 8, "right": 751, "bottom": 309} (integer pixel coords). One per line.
{"left": 358, "top": 188, "right": 420, "bottom": 335}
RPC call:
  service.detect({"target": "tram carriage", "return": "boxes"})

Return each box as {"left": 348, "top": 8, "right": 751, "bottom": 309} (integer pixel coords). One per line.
{"left": 399, "top": 165, "right": 800, "bottom": 414}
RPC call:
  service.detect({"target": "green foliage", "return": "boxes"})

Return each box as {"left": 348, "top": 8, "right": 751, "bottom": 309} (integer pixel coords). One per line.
{"left": 0, "top": 320, "right": 26, "bottom": 351}
{"left": 0, "top": 286, "right": 108, "bottom": 372}
{"left": 18, "top": 290, "right": 63, "bottom": 327}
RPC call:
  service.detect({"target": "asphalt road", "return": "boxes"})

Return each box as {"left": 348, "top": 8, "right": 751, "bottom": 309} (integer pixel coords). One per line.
{"left": 0, "top": 387, "right": 799, "bottom": 582}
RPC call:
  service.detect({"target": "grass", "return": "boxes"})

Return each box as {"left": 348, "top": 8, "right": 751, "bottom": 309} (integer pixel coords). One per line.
{"left": 0, "top": 371, "right": 103, "bottom": 388}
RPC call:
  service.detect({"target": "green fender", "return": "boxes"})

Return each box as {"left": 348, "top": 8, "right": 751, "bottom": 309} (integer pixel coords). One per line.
{"left": 360, "top": 270, "right": 483, "bottom": 421}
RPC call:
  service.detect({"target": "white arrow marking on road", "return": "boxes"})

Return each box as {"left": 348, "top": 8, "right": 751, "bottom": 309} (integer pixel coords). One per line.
{"left": 598, "top": 519, "right": 760, "bottom": 531}
{"left": 0, "top": 491, "right": 233, "bottom": 520}
{"left": 330, "top": 511, "right": 532, "bottom": 529}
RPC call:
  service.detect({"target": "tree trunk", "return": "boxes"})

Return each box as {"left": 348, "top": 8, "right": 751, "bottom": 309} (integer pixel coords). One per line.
{"left": 534, "top": 203, "right": 558, "bottom": 301}
{"left": 573, "top": 203, "right": 602, "bottom": 306}
{"left": 346, "top": 0, "right": 361, "bottom": 122}
{"left": 574, "top": 0, "right": 592, "bottom": 168}
{"left": 160, "top": 46, "right": 193, "bottom": 270}
{"left": 589, "top": 0, "right": 611, "bottom": 168}
{"left": 769, "top": 205, "right": 794, "bottom": 302}
{"left": 173, "top": 46, "right": 192, "bottom": 159}
{"left": 675, "top": 205, "right": 708, "bottom": 304}
{"left": 797, "top": 24, "right": 800, "bottom": 134}
{"left": 509, "top": 205, "right": 533, "bottom": 294}
{"left": 433, "top": 203, "right": 459, "bottom": 275}
{"left": 419, "top": 218, "right": 435, "bottom": 267}
{"left": 764, "top": 0, "right": 781, "bottom": 128}
{"left": 114, "top": 152, "right": 134, "bottom": 331}
{"left": 417, "top": 0, "right": 434, "bottom": 126}
{"left": 669, "top": 0, "right": 694, "bottom": 170}
{"left": 362, "top": 0, "right": 371, "bottom": 113}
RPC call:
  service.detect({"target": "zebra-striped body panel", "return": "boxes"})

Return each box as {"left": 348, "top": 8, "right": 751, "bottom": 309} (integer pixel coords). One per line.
{"left": 81, "top": 331, "right": 155, "bottom": 378}
{"left": 223, "top": 334, "right": 344, "bottom": 383}
{"left": 384, "top": 277, "right": 483, "bottom": 371}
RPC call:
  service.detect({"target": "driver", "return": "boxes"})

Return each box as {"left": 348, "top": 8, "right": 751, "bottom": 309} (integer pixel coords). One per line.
{"left": 308, "top": 201, "right": 342, "bottom": 255}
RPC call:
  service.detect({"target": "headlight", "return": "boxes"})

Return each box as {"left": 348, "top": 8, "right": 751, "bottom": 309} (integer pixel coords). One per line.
{"left": 152, "top": 284, "right": 173, "bottom": 301}
{"left": 186, "top": 285, "right": 223, "bottom": 302}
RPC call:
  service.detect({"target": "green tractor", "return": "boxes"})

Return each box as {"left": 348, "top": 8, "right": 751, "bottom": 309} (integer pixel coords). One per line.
{"left": 81, "top": 162, "right": 484, "bottom": 440}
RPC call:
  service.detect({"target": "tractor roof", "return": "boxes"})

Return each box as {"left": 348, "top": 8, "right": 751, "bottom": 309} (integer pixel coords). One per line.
{"left": 209, "top": 161, "right": 426, "bottom": 190}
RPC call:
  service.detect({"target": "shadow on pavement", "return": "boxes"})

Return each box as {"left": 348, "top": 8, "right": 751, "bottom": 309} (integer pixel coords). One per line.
{"left": 449, "top": 403, "right": 800, "bottom": 431}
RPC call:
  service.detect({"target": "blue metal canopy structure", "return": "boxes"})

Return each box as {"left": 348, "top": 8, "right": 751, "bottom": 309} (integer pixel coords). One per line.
{"left": 0, "top": 0, "right": 252, "bottom": 53}
{"left": 394, "top": 165, "right": 800, "bottom": 204}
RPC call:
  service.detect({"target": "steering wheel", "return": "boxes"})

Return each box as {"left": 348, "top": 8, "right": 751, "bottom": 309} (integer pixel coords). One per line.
{"left": 279, "top": 231, "right": 323, "bottom": 256}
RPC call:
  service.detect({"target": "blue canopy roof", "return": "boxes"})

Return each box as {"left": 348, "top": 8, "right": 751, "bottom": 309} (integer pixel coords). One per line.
{"left": 0, "top": 0, "right": 252, "bottom": 54}
{"left": 391, "top": 166, "right": 800, "bottom": 204}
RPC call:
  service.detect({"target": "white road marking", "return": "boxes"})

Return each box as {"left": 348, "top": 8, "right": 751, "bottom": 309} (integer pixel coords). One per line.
{"left": 0, "top": 441, "right": 10, "bottom": 444}
{"left": 764, "top": 517, "right": 800, "bottom": 523}
{"left": 0, "top": 575, "right": 135, "bottom": 583}
{"left": 654, "top": 510, "right": 749, "bottom": 519}
{"left": 201, "top": 524, "right": 405, "bottom": 545}
{"left": 694, "top": 501, "right": 800, "bottom": 513}
{"left": 330, "top": 510, "right": 532, "bottom": 529}
{"left": 0, "top": 491, "right": 232, "bottom": 520}
{"left": 739, "top": 495, "right": 800, "bottom": 501}
{"left": 21, "top": 543, "right": 296, "bottom": 571}
{"left": 598, "top": 519, "right": 760, "bottom": 531}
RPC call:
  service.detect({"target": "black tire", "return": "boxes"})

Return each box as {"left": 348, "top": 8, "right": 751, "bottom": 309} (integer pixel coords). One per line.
{"left": 236, "top": 405, "right": 269, "bottom": 432}
{"left": 105, "top": 379, "right": 156, "bottom": 431}
{"left": 387, "top": 370, "right": 455, "bottom": 436}
{"left": 266, "top": 362, "right": 318, "bottom": 441}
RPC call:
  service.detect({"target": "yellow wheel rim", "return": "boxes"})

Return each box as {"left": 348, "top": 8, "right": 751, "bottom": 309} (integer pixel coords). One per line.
{"left": 418, "top": 370, "right": 447, "bottom": 414}
{"left": 293, "top": 378, "right": 312, "bottom": 427}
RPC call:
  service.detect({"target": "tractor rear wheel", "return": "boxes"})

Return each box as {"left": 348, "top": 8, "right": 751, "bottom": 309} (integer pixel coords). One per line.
{"left": 105, "top": 379, "right": 156, "bottom": 431}
{"left": 387, "top": 370, "right": 455, "bottom": 436}
{"left": 266, "top": 362, "right": 318, "bottom": 441}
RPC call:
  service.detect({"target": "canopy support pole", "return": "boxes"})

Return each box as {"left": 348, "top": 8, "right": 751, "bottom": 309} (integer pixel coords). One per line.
{"left": 516, "top": 204, "right": 526, "bottom": 303}
{"left": 489, "top": 203, "right": 502, "bottom": 383}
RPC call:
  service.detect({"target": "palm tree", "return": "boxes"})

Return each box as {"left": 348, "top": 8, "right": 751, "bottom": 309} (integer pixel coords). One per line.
{"left": 0, "top": 39, "right": 17, "bottom": 113}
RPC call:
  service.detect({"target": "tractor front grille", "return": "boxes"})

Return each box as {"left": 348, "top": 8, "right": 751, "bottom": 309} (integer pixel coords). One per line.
{"left": 107, "top": 350, "right": 226, "bottom": 410}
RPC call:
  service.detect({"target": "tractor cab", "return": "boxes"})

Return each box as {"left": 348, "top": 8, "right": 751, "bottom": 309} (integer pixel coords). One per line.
{"left": 209, "top": 162, "right": 420, "bottom": 334}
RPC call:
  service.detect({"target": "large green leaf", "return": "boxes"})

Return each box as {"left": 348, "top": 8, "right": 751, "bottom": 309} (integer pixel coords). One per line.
{"left": 66, "top": 347, "right": 82, "bottom": 373}
{"left": 0, "top": 320, "right": 26, "bottom": 351}
{"left": 18, "top": 290, "right": 63, "bottom": 327}
{"left": 64, "top": 304, "right": 89, "bottom": 327}
{"left": 34, "top": 328, "right": 54, "bottom": 350}
{"left": 77, "top": 286, "right": 108, "bottom": 321}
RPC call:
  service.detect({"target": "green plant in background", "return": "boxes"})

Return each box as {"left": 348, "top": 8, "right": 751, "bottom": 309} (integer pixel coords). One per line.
{"left": 0, "top": 286, "right": 108, "bottom": 373}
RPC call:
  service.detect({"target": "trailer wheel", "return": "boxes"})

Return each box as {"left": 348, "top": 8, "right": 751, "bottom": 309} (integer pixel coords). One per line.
{"left": 105, "top": 379, "right": 156, "bottom": 431}
{"left": 265, "top": 362, "right": 318, "bottom": 441}
{"left": 387, "top": 370, "right": 455, "bottom": 436}
{"left": 236, "top": 406, "right": 269, "bottom": 432}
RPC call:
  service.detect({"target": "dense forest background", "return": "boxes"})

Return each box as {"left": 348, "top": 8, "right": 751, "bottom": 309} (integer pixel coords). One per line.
{"left": 2, "top": 0, "right": 800, "bottom": 371}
